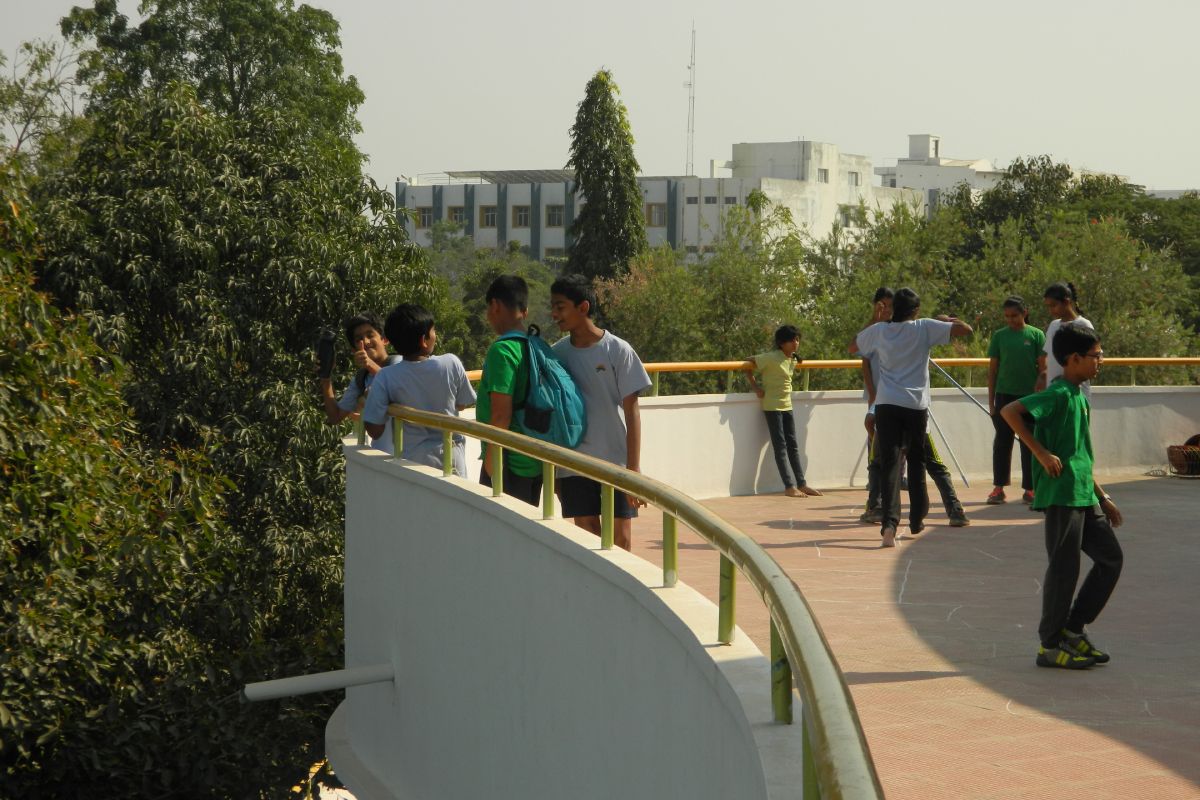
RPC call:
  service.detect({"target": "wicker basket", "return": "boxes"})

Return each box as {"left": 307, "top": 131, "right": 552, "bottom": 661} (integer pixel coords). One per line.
{"left": 1167, "top": 434, "right": 1200, "bottom": 476}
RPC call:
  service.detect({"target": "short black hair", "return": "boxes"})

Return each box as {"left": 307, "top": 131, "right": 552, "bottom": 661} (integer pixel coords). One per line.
{"left": 550, "top": 273, "right": 597, "bottom": 317}
{"left": 344, "top": 312, "right": 384, "bottom": 346}
{"left": 872, "top": 287, "right": 894, "bottom": 304}
{"left": 1051, "top": 321, "right": 1100, "bottom": 367}
{"left": 774, "top": 324, "right": 800, "bottom": 347}
{"left": 385, "top": 303, "right": 436, "bottom": 358}
{"left": 485, "top": 274, "right": 529, "bottom": 312}
{"left": 890, "top": 288, "right": 920, "bottom": 322}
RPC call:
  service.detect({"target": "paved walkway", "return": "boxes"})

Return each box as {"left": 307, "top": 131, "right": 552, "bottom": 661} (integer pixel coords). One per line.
{"left": 629, "top": 474, "right": 1199, "bottom": 800}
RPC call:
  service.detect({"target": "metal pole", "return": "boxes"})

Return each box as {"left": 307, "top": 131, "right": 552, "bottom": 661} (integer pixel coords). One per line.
{"left": 770, "top": 619, "right": 793, "bottom": 723}
{"left": 927, "top": 406, "right": 969, "bottom": 488}
{"left": 718, "top": 555, "right": 735, "bottom": 644}
{"left": 929, "top": 359, "right": 990, "bottom": 417}
{"left": 662, "top": 513, "right": 678, "bottom": 587}
{"left": 392, "top": 420, "right": 403, "bottom": 458}
{"left": 650, "top": 371, "right": 661, "bottom": 397}
{"left": 242, "top": 663, "right": 394, "bottom": 703}
{"left": 542, "top": 463, "right": 555, "bottom": 520}
{"left": 490, "top": 445, "right": 503, "bottom": 497}
{"left": 600, "top": 484, "right": 614, "bottom": 549}
{"left": 442, "top": 431, "right": 452, "bottom": 476}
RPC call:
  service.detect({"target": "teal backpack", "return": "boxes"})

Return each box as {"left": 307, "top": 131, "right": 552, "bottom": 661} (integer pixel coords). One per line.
{"left": 500, "top": 325, "right": 586, "bottom": 449}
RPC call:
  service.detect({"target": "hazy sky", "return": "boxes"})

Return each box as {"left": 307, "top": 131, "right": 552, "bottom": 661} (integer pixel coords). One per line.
{"left": 6, "top": 0, "right": 1199, "bottom": 190}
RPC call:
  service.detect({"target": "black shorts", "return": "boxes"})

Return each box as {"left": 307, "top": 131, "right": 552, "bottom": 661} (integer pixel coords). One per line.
{"left": 479, "top": 462, "right": 543, "bottom": 507}
{"left": 558, "top": 475, "right": 639, "bottom": 519}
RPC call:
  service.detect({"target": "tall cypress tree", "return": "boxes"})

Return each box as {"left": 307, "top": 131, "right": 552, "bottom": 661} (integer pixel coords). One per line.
{"left": 566, "top": 69, "right": 646, "bottom": 281}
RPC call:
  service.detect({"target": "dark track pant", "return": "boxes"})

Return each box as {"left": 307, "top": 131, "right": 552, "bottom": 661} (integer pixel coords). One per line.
{"left": 867, "top": 431, "right": 963, "bottom": 517}
{"left": 874, "top": 404, "right": 930, "bottom": 530}
{"left": 1039, "top": 505, "right": 1123, "bottom": 647}
{"left": 764, "top": 409, "right": 806, "bottom": 489}
{"left": 992, "top": 392, "right": 1034, "bottom": 490}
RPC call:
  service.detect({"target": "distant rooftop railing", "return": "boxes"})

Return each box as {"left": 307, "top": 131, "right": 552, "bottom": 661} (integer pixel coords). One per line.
{"left": 464, "top": 356, "right": 1200, "bottom": 393}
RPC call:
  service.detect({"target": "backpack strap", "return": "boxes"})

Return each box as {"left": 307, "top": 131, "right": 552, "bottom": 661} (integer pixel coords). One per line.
{"left": 498, "top": 329, "right": 533, "bottom": 411}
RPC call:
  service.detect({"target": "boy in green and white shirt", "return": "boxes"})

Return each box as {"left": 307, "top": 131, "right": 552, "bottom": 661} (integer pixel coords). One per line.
{"left": 1001, "top": 322, "right": 1124, "bottom": 670}
{"left": 744, "top": 325, "right": 821, "bottom": 498}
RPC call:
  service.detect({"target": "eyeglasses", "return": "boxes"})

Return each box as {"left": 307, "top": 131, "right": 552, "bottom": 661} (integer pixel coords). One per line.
{"left": 1082, "top": 351, "right": 1104, "bottom": 360}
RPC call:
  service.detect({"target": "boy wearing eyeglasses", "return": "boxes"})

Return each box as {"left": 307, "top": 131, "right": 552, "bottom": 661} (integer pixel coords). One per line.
{"left": 1001, "top": 322, "right": 1124, "bottom": 670}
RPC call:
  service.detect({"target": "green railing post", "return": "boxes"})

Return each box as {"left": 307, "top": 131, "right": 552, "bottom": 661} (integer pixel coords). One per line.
{"left": 490, "top": 445, "right": 503, "bottom": 497}
{"left": 724, "top": 370, "right": 735, "bottom": 393}
{"left": 650, "top": 371, "right": 660, "bottom": 397}
{"left": 1130, "top": 366, "right": 1137, "bottom": 386}
{"left": 801, "top": 367, "right": 810, "bottom": 392}
{"left": 442, "top": 431, "right": 453, "bottom": 476}
{"left": 355, "top": 418, "right": 365, "bottom": 446}
{"left": 770, "top": 619, "right": 793, "bottom": 724}
{"left": 542, "top": 462, "right": 555, "bottom": 520}
{"left": 802, "top": 707, "right": 821, "bottom": 800}
{"left": 718, "top": 554, "right": 735, "bottom": 644}
{"left": 392, "top": 420, "right": 403, "bottom": 458}
{"left": 662, "top": 513, "right": 678, "bottom": 587}
{"left": 600, "top": 484, "right": 614, "bottom": 549}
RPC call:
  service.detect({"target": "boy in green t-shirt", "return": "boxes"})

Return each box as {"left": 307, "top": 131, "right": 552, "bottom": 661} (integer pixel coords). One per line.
{"left": 744, "top": 325, "right": 822, "bottom": 498}
{"left": 986, "top": 296, "right": 1046, "bottom": 505}
{"left": 477, "top": 275, "right": 542, "bottom": 506}
{"left": 1001, "top": 322, "right": 1124, "bottom": 670}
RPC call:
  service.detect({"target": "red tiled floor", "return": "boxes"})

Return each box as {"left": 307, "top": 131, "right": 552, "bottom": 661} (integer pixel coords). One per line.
{"left": 629, "top": 475, "right": 1200, "bottom": 800}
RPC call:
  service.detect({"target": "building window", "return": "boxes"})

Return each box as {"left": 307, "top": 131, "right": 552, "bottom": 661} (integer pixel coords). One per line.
{"left": 839, "top": 206, "right": 858, "bottom": 228}
{"left": 544, "top": 247, "right": 566, "bottom": 260}
{"left": 645, "top": 203, "right": 667, "bottom": 227}
{"left": 685, "top": 196, "right": 698, "bottom": 205}
{"left": 447, "top": 206, "right": 465, "bottom": 224}
{"left": 546, "top": 205, "right": 565, "bottom": 227}
{"left": 416, "top": 207, "right": 433, "bottom": 228}
{"left": 479, "top": 206, "right": 497, "bottom": 228}
{"left": 704, "top": 195, "right": 717, "bottom": 205}
{"left": 817, "top": 169, "right": 829, "bottom": 184}
{"left": 700, "top": 245, "right": 716, "bottom": 254}
{"left": 848, "top": 171, "right": 860, "bottom": 187}
{"left": 685, "top": 245, "right": 699, "bottom": 254}
{"left": 512, "top": 205, "right": 530, "bottom": 228}
{"left": 724, "top": 196, "right": 737, "bottom": 205}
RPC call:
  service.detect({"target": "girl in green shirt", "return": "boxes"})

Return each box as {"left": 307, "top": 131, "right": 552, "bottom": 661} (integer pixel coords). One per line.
{"left": 986, "top": 297, "right": 1046, "bottom": 505}
{"left": 744, "top": 326, "right": 822, "bottom": 498}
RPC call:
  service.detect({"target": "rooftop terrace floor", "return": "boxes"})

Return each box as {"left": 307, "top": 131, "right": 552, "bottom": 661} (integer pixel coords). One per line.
{"left": 628, "top": 474, "right": 1199, "bottom": 800}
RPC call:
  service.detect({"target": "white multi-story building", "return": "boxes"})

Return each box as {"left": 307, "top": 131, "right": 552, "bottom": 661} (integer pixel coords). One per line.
{"left": 875, "top": 134, "right": 1006, "bottom": 209}
{"left": 396, "top": 141, "right": 923, "bottom": 262}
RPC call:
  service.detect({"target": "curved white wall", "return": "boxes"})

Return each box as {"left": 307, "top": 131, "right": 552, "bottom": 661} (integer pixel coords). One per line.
{"left": 331, "top": 449, "right": 805, "bottom": 800}
{"left": 633, "top": 386, "right": 1200, "bottom": 498}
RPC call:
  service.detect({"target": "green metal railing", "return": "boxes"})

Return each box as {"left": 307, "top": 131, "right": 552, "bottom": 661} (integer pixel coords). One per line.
{"left": 376, "top": 405, "right": 884, "bottom": 800}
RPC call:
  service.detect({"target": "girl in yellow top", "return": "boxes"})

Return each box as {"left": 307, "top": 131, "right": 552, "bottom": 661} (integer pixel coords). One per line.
{"left": 744, "top": 326, "right": 823, "bottom": 498}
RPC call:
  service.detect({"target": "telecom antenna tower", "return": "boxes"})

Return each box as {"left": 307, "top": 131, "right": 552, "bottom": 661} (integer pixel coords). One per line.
{"left": 684, "top": 25, "right": 696, "bottom": 176}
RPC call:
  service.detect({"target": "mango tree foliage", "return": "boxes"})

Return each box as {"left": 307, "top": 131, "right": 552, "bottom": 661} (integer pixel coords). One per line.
{"left": 0, "top": 162, "right": 235, "bottom": 795}
{"left": 33, "top": 82, "right": 440, "bottom": 796}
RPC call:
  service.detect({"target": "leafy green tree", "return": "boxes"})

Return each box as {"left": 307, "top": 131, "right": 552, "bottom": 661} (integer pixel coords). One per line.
{"left": 63, "top": 0, "right": 363, "bottom": 136}
{"left": 33, "top": 79, "right": 441, "bottom": 794}
{"left": 565, "top": 69, "right": 646, "bottom": 281}
{"left": 0, "top": 39, "right": 88, "bottom": 178}
{"left": 0, "top": 160, "right": 236, "bottom": 796}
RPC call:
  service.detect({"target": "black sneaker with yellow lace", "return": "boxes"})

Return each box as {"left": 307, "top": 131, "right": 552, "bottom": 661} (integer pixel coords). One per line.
{"left": 1036, "top": 644, "right": 1095, "bottom": 670}
{"left": 1060, "top": 629, "right": 1110, "bottom": 664}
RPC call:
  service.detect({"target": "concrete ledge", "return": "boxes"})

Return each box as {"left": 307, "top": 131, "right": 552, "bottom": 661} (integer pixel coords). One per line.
{"left": 333, "top": 446, "right": 806, "bottom": 800}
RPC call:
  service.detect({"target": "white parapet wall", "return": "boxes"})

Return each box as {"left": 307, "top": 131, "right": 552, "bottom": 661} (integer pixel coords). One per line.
{"left": 634, "top": 386, "right": 1200, "bottom": 499}
{"left": 330, "top": 448, "right": 806, "bottom": 800}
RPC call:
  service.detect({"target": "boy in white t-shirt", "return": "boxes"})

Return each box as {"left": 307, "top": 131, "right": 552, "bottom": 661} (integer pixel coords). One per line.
{"left": 549, "top": 274, "right": 652, "bottom": 552}
{"left": 854, "top": 288, "right": 973, "bottom": 548}
{"left": 363, "top": 304, "right": 476, "bottom": 476}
